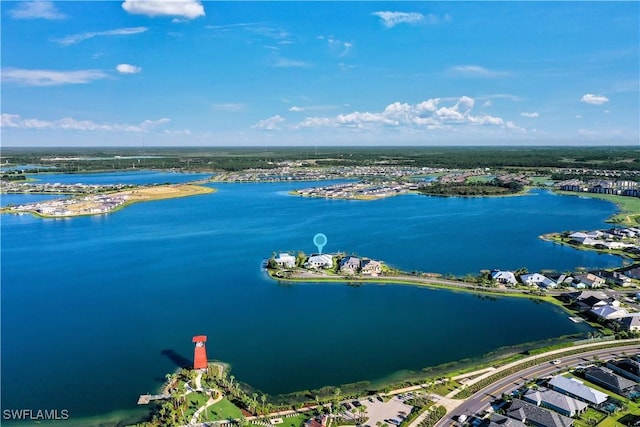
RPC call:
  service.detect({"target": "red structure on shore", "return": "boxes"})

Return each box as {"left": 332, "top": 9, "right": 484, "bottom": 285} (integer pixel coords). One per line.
{"left": 192, "top": 335, "right": 208, "bottom": 370}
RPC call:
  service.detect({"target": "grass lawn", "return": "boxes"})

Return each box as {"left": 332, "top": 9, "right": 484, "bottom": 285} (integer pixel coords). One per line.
{"left": 529, "top": 176, "right": 553, "bottom": 185}
{"left": 430, "top": 381, "right": 462, "bottom": 396}
{"left": 202, "top": 397, "right": 244, "bottom": 422}
{"left": 573, "top": 407, "right": 607, "bottom": 427}
{"left": 554, "top": 191, "right": 640, "bottom": 225}
{"left": 268, "top": 412, "right": 314, "bottom": 427}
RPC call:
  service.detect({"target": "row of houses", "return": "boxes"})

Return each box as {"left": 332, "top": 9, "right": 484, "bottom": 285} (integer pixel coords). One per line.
{"left": 484, "top": 361, "right": 640, "bottom": 427}
{"left": 565, "top": 291, "right": 640, "bottom": 332}
{"left": 567, "top": 228, "right": 640, "bottom": 255}
{"left": 489, "top": 269, "right": 630, "bottom": 290}
{"left": 273, "top": 253, "right": 383, "bottom": 276}
{"left": 557, "top": 179, "right": 640, "bottom": 197}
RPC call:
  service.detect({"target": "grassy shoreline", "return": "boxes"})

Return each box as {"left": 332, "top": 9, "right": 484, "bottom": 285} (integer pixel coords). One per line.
{"left": 554, "top": 190, "right": 640, "bottom": 226}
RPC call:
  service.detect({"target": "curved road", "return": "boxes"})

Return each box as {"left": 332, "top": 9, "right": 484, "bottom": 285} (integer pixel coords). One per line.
{"left": 435, "top": 343, "right": 640, "bottom": 427}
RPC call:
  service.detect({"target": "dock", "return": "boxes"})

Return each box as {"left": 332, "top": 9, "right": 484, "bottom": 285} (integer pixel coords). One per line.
{"left": 137, "top": 393, "right": 171, "bottom": 405}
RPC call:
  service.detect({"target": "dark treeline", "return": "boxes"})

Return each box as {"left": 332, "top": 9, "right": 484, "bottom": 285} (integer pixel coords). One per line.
{"left": 1, "top": 146, "right": 639, "bottom": 172}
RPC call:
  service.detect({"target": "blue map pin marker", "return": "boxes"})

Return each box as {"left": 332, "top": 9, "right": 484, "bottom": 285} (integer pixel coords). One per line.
{"left": 313, "top": 233, "right": 328, "bottom": 254}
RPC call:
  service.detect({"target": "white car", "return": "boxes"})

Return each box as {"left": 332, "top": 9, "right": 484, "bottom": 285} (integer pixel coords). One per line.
{"left": 551, "top": 359, "right": 562, "bottom": 365}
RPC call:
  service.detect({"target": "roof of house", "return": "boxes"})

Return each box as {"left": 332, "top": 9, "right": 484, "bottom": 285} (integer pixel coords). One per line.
{"left": 585, "top": 367, "right": 637, "bottom": 392}
{"left": 340, "top": 256, "right": 361, "bottom": 269}
{"left": 520, "top": 273, "right": 556, "bottom": 287}
{"left": 506, "top": 399, "right": 573, "bottom": 427}
{"left": 590, "top": 305, "right": 629, "bottom": 319}
{"left": 307, "top": 254, "right": 333, "bottom": 265}
{"left": 524, "top": 388, "right": 588, "bottom": 414}
{"left": 608, "top": 358, "right": 640, "bottom": 376}
{"left": 481, "top": 413, "right": 527, "bottom": 427}
{"left": 547, "top": 376, "right": 608, "bottom": 405}
{"left": 492, "top": 270, "right": 517, "bottom": 283}
{"left": 619, "top": 316, "right": 640, "bottom": 331}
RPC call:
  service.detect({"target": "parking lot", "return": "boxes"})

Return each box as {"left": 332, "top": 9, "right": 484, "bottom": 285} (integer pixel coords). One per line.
{"left": 341, "top": 394, "right": 415, "bottom": 427}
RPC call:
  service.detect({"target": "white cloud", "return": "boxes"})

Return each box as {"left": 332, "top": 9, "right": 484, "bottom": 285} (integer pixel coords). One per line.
{"left": 55, "top": 27, "right": 148, "bottom": 46}
{"left": 1, "top": 68, "right": 109, "bottom": 86}
{"left": 293, "top": 96, "right": 518, "bottom": 132}
{"left": 212, "top": 103, "right": 245, "bottom": 112}
{"left": 450, "top": 65, "right": 510, "bottom": 78}
{"left": 116, "top": 64, "right": 142, "bottom": 74}
{"left": 581, "top": 93, "right": 609, "bottom": 105}
{"left": 520, "top": 112, "right": 539, "bottom": 118}
{"left": 122, "top": 0, "right": 205, "bottom": 19}
{"left": 273, "top": 58, "right": 311, "bottom": 68}
{"left": 252, "top": 115, "right": 285, "bottom": 130}
{"left": 9, "top": 1, "right": 67, "bottom": 20}
{"left": 372, "top": 11, "right": 424, "bottom": 28}
{"left": 1, "top": 114, "right": 173, "bottom": 133}
{"left": 289, "top": 106, "right": 305, "bottom": 112}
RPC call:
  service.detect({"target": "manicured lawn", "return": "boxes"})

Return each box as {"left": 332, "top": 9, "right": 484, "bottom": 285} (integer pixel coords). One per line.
{"left": 270, "top": 412, "right": 315, "bottom": 427}
{"left": 529, "top": 176, "right": 553, "bottom": 185}
{"left": 202, "top": 397, "right": 244, "bottom": 421}
{"left": 430, "top": 381, "right": 461, "bottom": 396}
{"left": 573, "top": 407, "right": 607, "bottom": 427}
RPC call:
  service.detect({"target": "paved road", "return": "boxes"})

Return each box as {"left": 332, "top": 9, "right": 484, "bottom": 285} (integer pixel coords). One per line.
{"left": 434, "top": 343, "right": 640, "bottom": 427}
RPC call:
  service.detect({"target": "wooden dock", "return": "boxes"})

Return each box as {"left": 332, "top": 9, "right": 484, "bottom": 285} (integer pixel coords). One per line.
{"left": 137, "top": 393, "right": 171, "bottom": 405}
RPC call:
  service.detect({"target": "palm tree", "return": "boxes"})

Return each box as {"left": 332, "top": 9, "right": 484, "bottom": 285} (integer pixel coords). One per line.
{"left": 261, "top": 394, "right": 267, "bottom": 414}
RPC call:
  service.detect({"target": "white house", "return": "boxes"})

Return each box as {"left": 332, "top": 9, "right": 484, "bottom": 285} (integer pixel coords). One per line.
{"left": 575, "top": 273, "right": 606, "bottom": 288}
{"left": 304, "top": 254, "right": 333, "bottom": 269}
{"left": 274, "top": 253, "right": 296, "bottom": 268}
{"left": 491, "top": 270, "right": 517, "bottom": 286}
{"left": 590, "top": 305, "right": 629, "bottom": 320}
{"left": 520, "top": 273, "right": 557, "bottom": 289}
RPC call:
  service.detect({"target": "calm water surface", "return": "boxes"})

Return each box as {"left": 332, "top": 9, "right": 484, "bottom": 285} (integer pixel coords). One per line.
{"left": 0, "top": 177, "right": 621, "bottom": 422}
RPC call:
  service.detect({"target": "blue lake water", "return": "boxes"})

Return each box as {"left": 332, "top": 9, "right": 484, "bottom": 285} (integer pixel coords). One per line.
{"left": 27, "top": 170, "right": 212, "bottom": 185}
{"left": 0, "top": 177, "right": 623, "bottom": 424}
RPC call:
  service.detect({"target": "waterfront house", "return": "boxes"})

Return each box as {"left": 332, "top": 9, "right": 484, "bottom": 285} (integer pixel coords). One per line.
{"left": 506, "top": 399, "right": 573, "bottom": 427}
{"left": 589, "top": 304, "right": 629, "bottom": 320}
{"left": 339, "top": 256, "right": 361, "bottom": 275}
{"left": 523, "top": 388, "right": 588, "bottom": 417}
{"left": 606, "top": 358, "right": 640, "bottom": 383}
{"left": 618, "top": 315, "right": 640, "bottom": 333}
{"left": 361, "top": 259, "right": 382, "bottom": 276}
{"left": 520, "top": 273, "right": 557, "bottom": 289}
{"left": 574, "top": 273, "right": 605, "bottom": 289}
{"left": 584, "top": 367, "right": 637, "bottom": 396}
{"left": 491, "top": 270, "right": 518, "bottom": 286}
{"left": 547, "top": 376, "right": 608, "bottom": 406}
{"left": 304, "top": 254, "right": 333, "bottom": 269}
{"left": 275, "top": 253, "right": 296, "bottom": 268}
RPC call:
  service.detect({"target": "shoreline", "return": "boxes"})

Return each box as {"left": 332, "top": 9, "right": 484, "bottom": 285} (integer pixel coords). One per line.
{"left": 1, "top": 183, "right": 215, "bottom": 218}
{"left": 553, "top": 190, "right": 640, "bottom": 226}
{"left": 268, "top": 269, "right": 573, "bottom": 312}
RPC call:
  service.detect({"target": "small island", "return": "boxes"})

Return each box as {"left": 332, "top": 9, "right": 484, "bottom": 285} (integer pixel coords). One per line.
{"left": 1, "top": 183, "right": 214, "bottom": 218}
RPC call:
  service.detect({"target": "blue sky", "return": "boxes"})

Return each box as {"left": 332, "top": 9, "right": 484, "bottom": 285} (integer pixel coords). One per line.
{"left": 1, "top": 1, "right": 638, "bottom": 146}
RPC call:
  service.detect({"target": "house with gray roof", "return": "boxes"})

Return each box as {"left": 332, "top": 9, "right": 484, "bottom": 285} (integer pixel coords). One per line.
{"left": 480, "top": 413, "right": 527, "bottom": 427}
{"left": 506, "top": 399, "right": 573, "bottom": 427}
{"left": 339, "top": 256, "right": 361, "bottom": 275}
{"left": 584, "top": 367, "right": 637, "bottom": 396}
{"left": 523, "top": 388, "right": 588, "bottom": 417}
{"left": 607, "top": 358, "right": 640, "bottom": 383}
{"left": 589, "top": 305, "right": 629, "bottom": 320}
{"left": 618, "top": 315, "right": 640, "bottom": 333}
{"left": 547, "top": 376, "right": 608, "bottom": 405}
{"left": 274, "top": 253, "right": 296, "bottom": 268}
